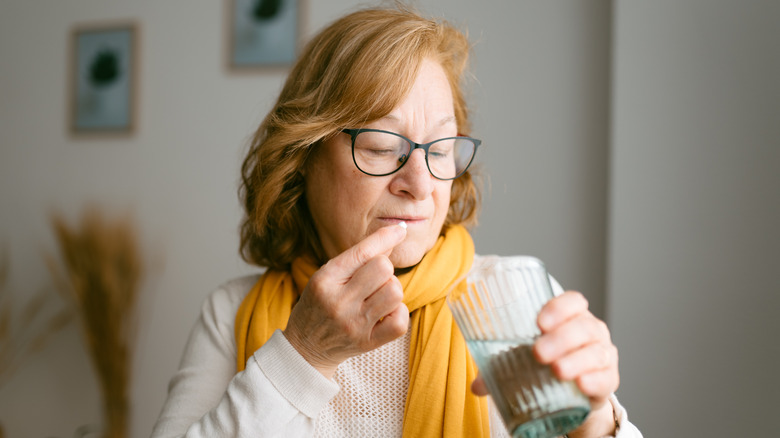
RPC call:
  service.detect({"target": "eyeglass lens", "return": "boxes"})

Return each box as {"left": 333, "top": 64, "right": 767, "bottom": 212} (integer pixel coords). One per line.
{"left": 352, "top": 130, "right": 476, "bottom": 179}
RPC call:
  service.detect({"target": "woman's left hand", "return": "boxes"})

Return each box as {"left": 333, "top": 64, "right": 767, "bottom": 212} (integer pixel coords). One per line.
{"left": 533, "top": 291, "right": 619, "bottom": 437}
{"left": 471, "top": 291, "right": 620, "bottom": 437}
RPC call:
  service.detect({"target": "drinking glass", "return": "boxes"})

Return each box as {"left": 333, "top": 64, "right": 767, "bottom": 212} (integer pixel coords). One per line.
{"left": 447, "top": 256, "right": 590, "bottom": 438}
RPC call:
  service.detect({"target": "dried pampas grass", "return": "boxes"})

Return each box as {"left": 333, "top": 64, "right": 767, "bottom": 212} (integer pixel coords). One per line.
{"left": 0, "top": 253, "right": 72, "bottom": 387}
{"left": 46, "top": 207, "right": 144, "bottom": 438}
{"left": 0, "top": 251, "right": 72, "bottom": 438}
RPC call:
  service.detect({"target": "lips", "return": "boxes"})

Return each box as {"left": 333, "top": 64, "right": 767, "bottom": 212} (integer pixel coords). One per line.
{"left": 379, "top": 216, "right": 426, "bottom": 225}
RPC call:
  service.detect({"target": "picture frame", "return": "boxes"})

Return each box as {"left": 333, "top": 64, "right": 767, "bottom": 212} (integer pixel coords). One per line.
{"left": 69, "top": 21, "right": 138, "bottom": 136}
{"left": 227, "top": 0, "right": 303, "bottom": 71}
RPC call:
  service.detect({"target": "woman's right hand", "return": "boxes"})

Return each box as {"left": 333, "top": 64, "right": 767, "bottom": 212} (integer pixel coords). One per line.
{"left": 282, "top": 224, "right": 410, "bottom": 378}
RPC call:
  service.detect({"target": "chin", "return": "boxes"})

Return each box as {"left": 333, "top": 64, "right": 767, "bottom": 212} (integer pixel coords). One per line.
{"left": 389, "top": 242, "right": 428, "bottom": 269}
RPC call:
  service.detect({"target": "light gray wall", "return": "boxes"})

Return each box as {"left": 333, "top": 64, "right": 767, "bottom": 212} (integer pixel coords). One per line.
{"left": 467, "top": 2, "right": 611, "bottom": 322}
{"left": 608, "top": 1, "right": 780, "bottom": 436}
{"left": 0, "top": 1, "right": 611, "bottom": 437}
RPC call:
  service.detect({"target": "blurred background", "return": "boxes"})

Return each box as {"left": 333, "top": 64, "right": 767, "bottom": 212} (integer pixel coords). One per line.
{"left": 0, "top": 0, "right": 777, "bottom": 437}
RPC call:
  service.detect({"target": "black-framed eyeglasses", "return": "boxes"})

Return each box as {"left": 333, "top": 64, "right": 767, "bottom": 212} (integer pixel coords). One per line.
{"left": 341, "top": 128, "right": 481, "bottom": 181}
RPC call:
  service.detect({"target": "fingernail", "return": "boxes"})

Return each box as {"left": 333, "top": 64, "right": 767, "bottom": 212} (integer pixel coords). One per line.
{"left": 397, "top": 221, "right": 407, "bottom": 230}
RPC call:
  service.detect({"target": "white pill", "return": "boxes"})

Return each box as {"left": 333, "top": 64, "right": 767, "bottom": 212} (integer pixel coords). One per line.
{"left": 398, "top": 221, "right": 407, "bottom": 229}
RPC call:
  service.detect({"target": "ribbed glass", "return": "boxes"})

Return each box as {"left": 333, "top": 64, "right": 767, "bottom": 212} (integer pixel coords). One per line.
{"left": 447, "top": 256, "right": 590, "bottom": 438}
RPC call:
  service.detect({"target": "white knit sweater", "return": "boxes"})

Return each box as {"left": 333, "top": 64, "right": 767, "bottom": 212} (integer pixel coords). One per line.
{"left": 151, "top": 273, "right": 641, "bottom": 437}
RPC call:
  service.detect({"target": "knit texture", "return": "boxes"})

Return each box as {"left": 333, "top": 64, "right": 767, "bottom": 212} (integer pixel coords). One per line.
{"left": 313, "top": 327, "right": 514, "bottom": 437}
{"left": 314, "top": 328, "right": 410, "bottom": 437}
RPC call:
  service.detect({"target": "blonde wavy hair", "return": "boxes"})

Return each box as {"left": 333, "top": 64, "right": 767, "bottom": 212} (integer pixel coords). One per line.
{"left": 239, "top": 5, "right": 480, "bottom": 270}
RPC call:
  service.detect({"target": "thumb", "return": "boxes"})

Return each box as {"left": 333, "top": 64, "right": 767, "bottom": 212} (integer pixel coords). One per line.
{"left": 471, "top": 373, "right": 489, "bottom": 396}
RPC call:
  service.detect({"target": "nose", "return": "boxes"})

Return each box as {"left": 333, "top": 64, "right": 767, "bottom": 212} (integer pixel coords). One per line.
{"left": 389, "top": 148, "right": 434, "bottom": 199}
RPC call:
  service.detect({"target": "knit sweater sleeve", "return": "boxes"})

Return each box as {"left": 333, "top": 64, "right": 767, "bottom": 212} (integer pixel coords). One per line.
{"left": 150, "top": 276, "right": 340, "bottom": 438}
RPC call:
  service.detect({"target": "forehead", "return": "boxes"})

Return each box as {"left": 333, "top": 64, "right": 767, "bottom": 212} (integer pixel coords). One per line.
{"left": 374, "top": 59, "right": 456, "bottom": 131}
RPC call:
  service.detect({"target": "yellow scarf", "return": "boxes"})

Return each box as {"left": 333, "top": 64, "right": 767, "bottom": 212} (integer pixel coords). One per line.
{"left": 235, "top": 225, "right": 489, "bottom": 437}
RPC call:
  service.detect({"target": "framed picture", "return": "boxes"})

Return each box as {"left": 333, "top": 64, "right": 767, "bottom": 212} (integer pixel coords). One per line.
{"left": 227, "top": 0, "right": 303, "bottom": 70}
{"left": 69, "top": 22, "right": 138, "bottom": 135}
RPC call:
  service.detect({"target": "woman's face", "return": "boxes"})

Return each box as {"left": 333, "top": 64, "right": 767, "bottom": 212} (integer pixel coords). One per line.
{"left": 305, "top": 58, "right": 456, "bottom": 268}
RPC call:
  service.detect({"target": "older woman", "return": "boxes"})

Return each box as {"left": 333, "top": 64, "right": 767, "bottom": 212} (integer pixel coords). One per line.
{"left": 152, "top": 6, "right": 641, "bottom": 438}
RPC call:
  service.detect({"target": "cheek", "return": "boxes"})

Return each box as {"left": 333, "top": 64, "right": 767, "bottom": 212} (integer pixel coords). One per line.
{"left": 328, "top": 170, "right": 385, "bottom": 215}
{"left": 416, "top": 182, "right": 453, "bottom": 251}
{"left": 433, "top": 182, "right": 453, "bottom": 225}
{"left": 306, "top": 164, "right": 389, "bottom": 257}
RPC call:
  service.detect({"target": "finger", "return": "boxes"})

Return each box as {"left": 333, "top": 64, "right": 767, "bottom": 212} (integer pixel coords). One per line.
{"left": 362, "top": 274, "right": 404, "bottom": 322}
{"left": 576, "top": 364, "right": 621, "bottom": 400}
{"left": 471, "top": 374, "right": 489, "bottom": 396}
{"left": 346, "top": 254, "right": 396, "bottom": 300}
{"left": 537, "top": 290, "right": 589, "bottom": 332}
{"left": 535, "top": 314, "right": 611, "bottom": 363}
{"left": 550, "top": 342, "right": 618, "bottom": 382}
{"left": 328, "top": 224, "right": 407, "bottom": 279}
{"left": 371, "top": 302, "right": 409, "bottom": 345}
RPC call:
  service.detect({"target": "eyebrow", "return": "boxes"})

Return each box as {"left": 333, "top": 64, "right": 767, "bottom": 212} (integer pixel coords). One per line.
{"left": 380, "top": 114, "right": 457, "bottom": 127}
